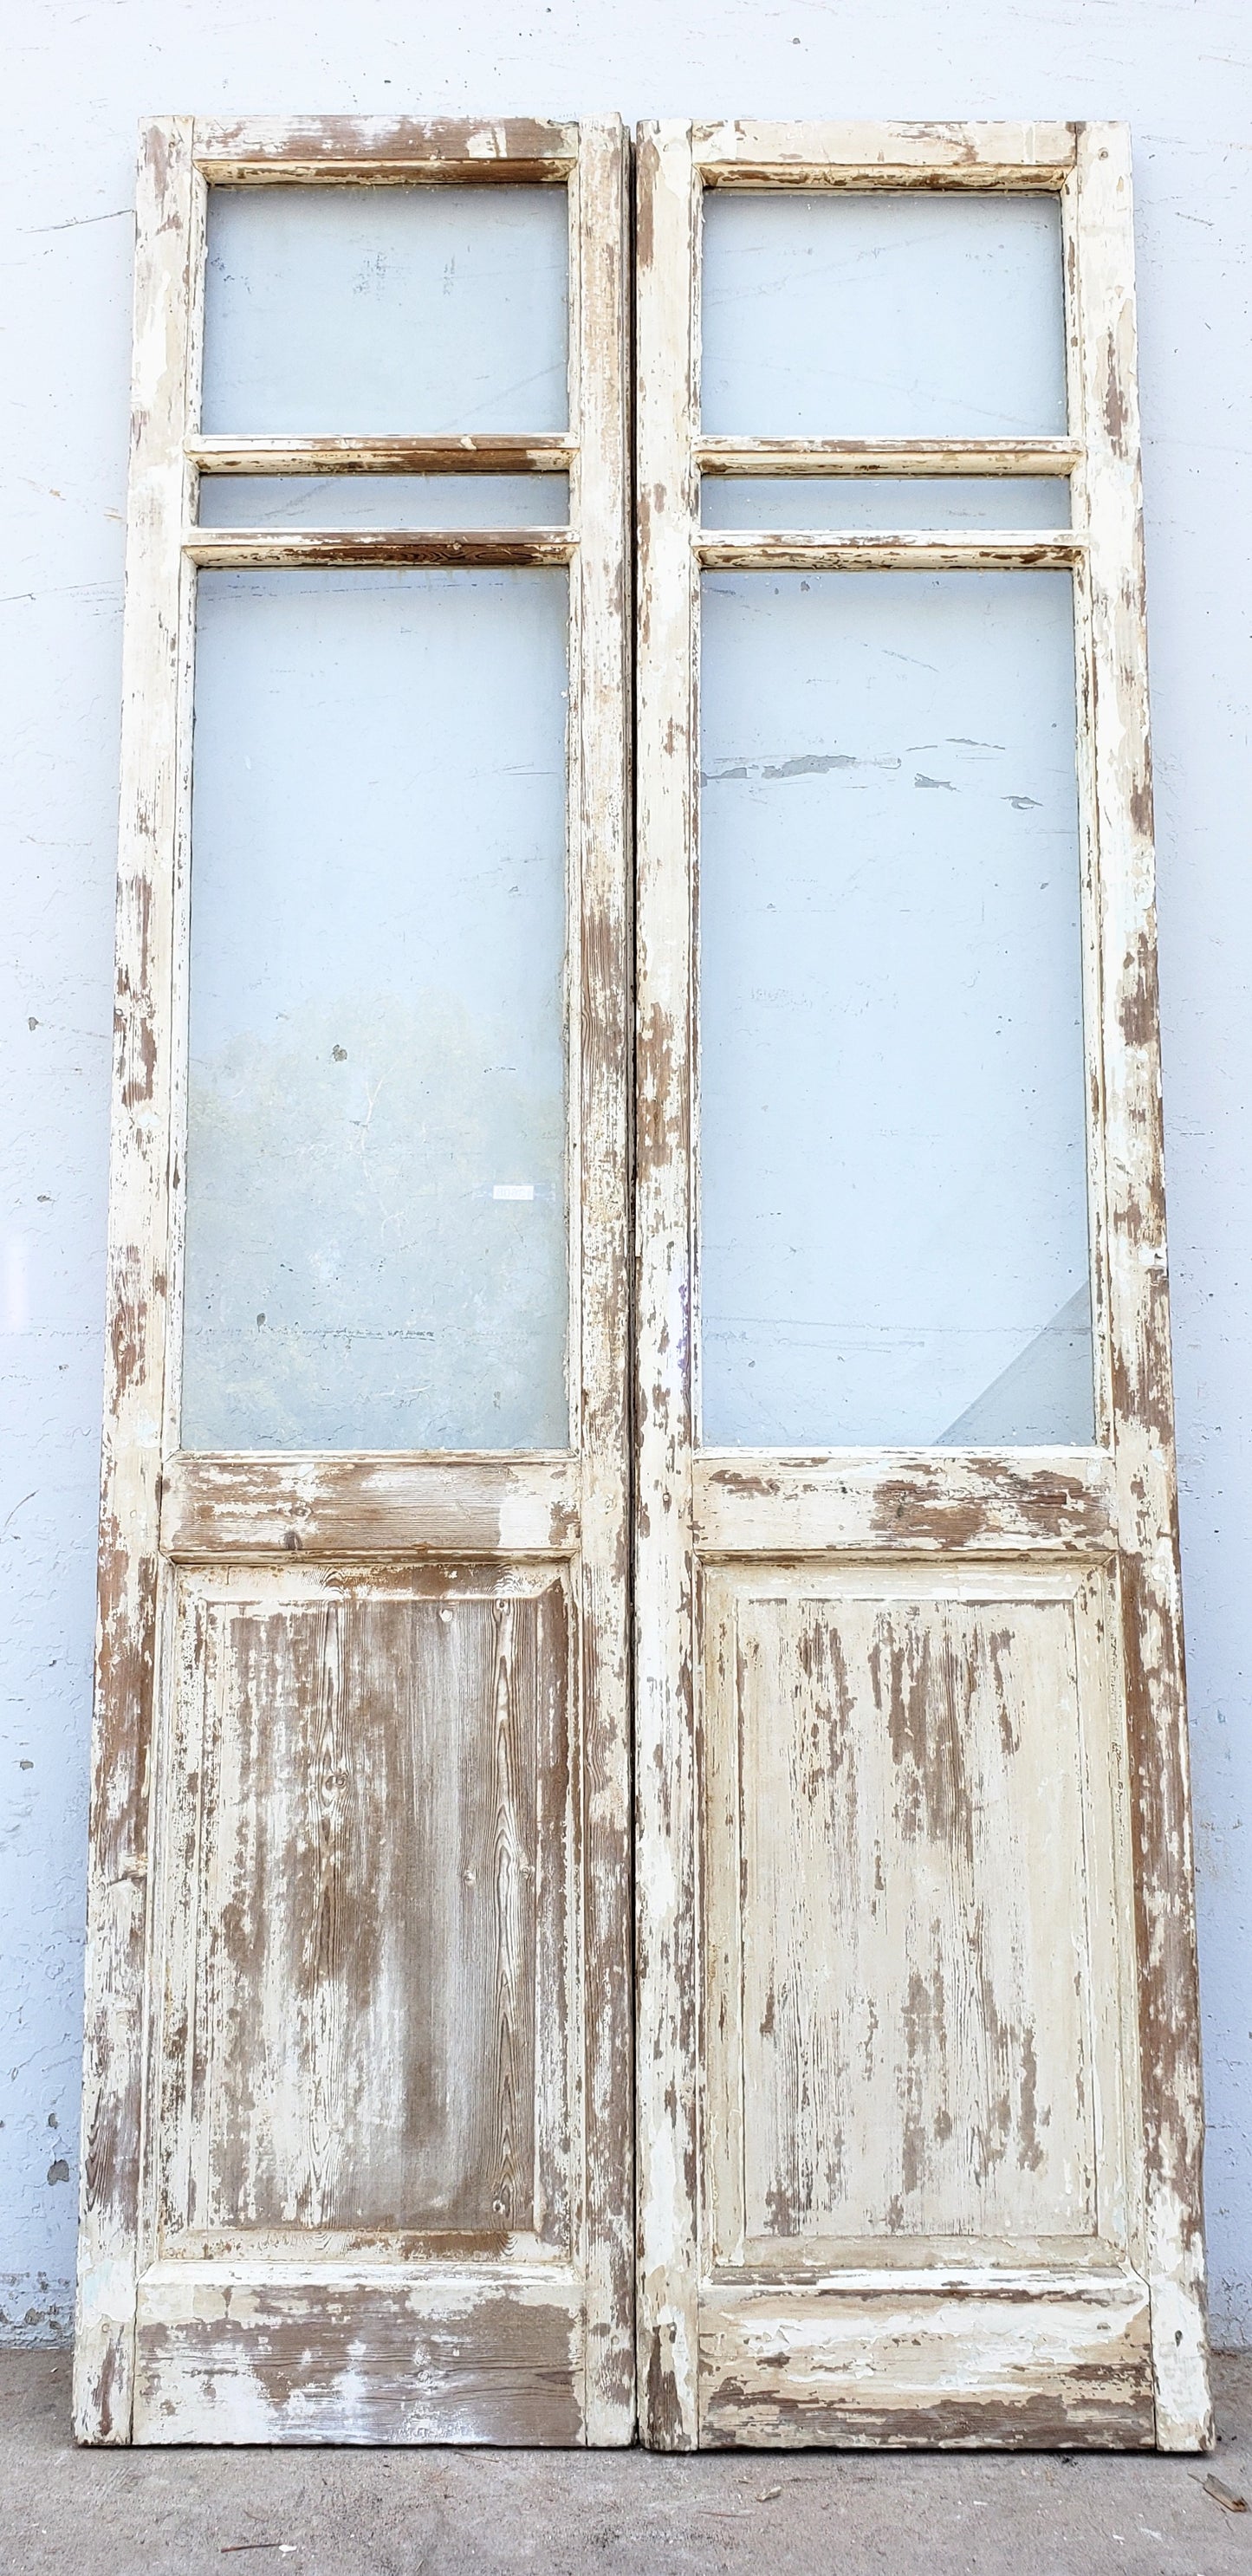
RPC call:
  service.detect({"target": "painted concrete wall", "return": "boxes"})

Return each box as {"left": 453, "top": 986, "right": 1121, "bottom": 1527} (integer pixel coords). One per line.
{"left": 2, "top": 0, "right": 1249, "bottom": 2348}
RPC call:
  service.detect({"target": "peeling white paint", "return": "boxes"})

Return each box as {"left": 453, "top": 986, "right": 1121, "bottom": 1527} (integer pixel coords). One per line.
{"left": 2, "top": 0, "right": 1249, "bottom": 2371}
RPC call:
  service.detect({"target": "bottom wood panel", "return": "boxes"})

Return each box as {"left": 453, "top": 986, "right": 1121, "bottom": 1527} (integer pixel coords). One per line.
{"left": 698, "top": 2270, "right": 1155, "bottom": 2448}
{"left": 133, "top": 2266, "right": 585, "bottom": 2444}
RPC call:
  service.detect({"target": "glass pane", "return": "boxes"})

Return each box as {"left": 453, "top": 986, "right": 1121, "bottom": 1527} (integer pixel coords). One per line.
{"left": 204, "top": 185, "right": 568, "bottom": 434}
{"left": 183, "top": 566, "right": 568, "bottom": 1452}
{"left": 198, "top": 474, "right": 569, "bottom": 528}
{"left": 701, "top": 193, "right": 1067, "bottom": 438}
{"left": 699, "top": 569, "right": 1091, "bottom": 1447}
{"left": 701, "top": 477, "right": 1070, "bottom": 531}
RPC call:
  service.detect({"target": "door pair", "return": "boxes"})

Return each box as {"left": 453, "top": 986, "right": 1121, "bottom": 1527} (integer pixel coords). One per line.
{"left": 77, "top": 115, "right": 1211, "bottom": 2451}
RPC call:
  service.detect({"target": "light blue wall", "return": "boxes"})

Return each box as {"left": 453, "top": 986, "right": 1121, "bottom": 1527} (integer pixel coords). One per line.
{"left": 3, "top": 0, "right": 1249, "bottom": 2347}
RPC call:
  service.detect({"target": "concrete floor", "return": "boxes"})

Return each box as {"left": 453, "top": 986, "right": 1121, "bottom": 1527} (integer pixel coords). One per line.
{"left": 1, "top": 2352, "right": 1249, "bottom": 2575}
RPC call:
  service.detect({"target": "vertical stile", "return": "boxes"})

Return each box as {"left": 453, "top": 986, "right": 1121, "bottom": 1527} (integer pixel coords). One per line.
{"left": 633, "top": 120, "right": 702, "bottom": 2449}
{"left": 76, "top": 118, "right": 197, "bottom": 2444}
{"left": 571, "top": 117, "right": 636, "bottom": 2444}
{"left": 1072, "top": 123, "right": 1211, "bottom": 2450}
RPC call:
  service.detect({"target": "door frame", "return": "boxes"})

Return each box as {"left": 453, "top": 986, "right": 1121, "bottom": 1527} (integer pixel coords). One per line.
{"left": 76, "top": 113, "right": 634, "bottom": 2444}
{"left": 632, "top": 118, "right": 1210, "bottom": 2449}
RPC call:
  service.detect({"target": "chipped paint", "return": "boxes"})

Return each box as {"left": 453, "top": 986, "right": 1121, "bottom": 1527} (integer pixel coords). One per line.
{"left": 633, "top": 116, "right": 1210, "bottom": 2455}
{"left": 77, "top": 116, "right": 633, "bottom": 2450}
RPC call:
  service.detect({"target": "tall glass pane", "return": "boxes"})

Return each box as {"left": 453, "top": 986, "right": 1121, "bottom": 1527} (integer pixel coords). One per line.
{"left": 701, "top": 193, "right": 1067, "bottom": 438}
{"left": 698, "top": 570, "right": 1091, "bottom": 1447}
{"left": 183, "top": 567, "right": 568, "bottom": 1451}
{"left": 203, "top": 185, "right": 568, "bottom": 433}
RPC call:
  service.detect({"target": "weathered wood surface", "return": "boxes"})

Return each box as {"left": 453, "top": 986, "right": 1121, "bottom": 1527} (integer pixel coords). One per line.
{"left": 75, "top": 118, "right": 199, "bottom": 2448}
{"left": 160, "top": 1454, "right": 581, "bottom": 1560}
{"left": 700, "top": 1565, "right": 1129, "bottom": 2263}
{"left": 133, "top": 2267, "right": 584, "bottom": 2443}
{"left": 185, "top": 526, "right": 574, "bottom": 568}
{"left": 568, "top": 117, "right": 637, "bottom": 2443}
{"left": 632, "top": 121, "right": 702, "bottom": 2452}
{"left": 189, "top": 434, "right": 576, "bottom": 475}
{"left": 81, "top": 114, "right": 633, "bottom": 2452}
{"left": 698, "top": 2273, "right": 1155, "bottom": 2448}
{"left": 192, "top": 116, "right": 579, "bottom": 183}
{"left": 693, "top": 1450, "right": 1116, "bottom": 1555}
{"left": 696, "top": 531, "right": 1083, "bottom": 571}
{"left": 152, "top": 1571, "right": 570, "bottom": 2243}
{"left": 694, "top": 120, "right": 1078, "bottom": 188}
{"left": 697, "top": 438, "right": 1080, "bottom": 477}
{"left": 632, "top": 116, "right": 1210, "bottom": 2456}
{"left": 1072, "top": 122, "right": 1211, "bottom": 2452}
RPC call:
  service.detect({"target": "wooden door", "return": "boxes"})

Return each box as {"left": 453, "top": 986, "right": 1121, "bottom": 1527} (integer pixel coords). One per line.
{"left": 75, "top": 116, "right": 632, "bottom": 2445}
{"left": 633, "top": 120, "right": 1213, "bottom": 2451}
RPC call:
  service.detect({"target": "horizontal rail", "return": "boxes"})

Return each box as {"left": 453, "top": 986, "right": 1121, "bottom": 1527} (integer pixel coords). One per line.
{"left": 692, "top": 118, "right": 1077, "bottom": 189}
{"left": 161, "top": 1452, "right": 581, "bottom": 1560}
{"left": 696, "top": 530, "right": 1084, "bottom": 571}
{"left": 188, "top": 434, "right": 578, "bottom": 476}
{"left": 184, "top": 527, "right": 575, "bottom": 568}
{"left": 697, "top": 438, "right": 1081, "bottom": 478}
{"left": 192, "top": 115, "right": 579, "bottom": 183}
{"left": 692, "top": 1449, "right": 1117, "bottom": 1555}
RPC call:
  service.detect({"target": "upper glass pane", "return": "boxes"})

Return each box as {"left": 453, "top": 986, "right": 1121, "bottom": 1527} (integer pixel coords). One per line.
{"left": 203, "top": 185, "right": 568, "bottom": 434}
{"left": 700, "top": 476, "right": 1070, "bottom": 530}
{"left": 699, "top": 569, "right": 1091, "bottom": 1448}
{"left": 701, "top": 192, "right": 1067, "bottom": 438}
{"left": 182, "top": 566, "right": 569, "bottom": 1453}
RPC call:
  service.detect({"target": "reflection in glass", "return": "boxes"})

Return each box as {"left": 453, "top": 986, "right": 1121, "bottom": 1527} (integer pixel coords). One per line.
{"left": 183, "top": 567, "right": 569, "bottom": 1452}
{"left": 698, "top": 570, "right": 1091, "bottom": 1447}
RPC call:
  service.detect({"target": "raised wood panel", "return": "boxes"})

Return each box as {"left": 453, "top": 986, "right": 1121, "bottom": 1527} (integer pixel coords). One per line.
{"left": 698, "top": 2271, "right": 1154, "bottom": 2449}
{"left": 155, "top": 1567, "right": 573, "bottom": 2248}
{"left": 702, "top": 1564, "right": 1130, "bottom": 2263}
{"left": 133, "top": 2265, "right": 583, "bottom": 2444}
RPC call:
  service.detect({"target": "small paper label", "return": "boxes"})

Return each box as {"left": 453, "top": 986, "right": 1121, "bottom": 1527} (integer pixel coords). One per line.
{"left": 493, "top": 1184, "right": 535, "bottom": 1201}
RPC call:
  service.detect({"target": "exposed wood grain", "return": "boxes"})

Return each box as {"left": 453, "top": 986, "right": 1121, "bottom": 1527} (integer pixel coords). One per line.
{"left": 699, "top": 2272, "right": 1154, "bottom": 2448}
{"left": 697, "top": 531, "right": 1084, "bottom": 571}
{"left": 700, "top": 1567, "right": 1127, "bottom": 2261}
{"left": 192, "top": 116, "right": 579, "bottom": 183}
{"left": 74, "top": 119, "right": 198, "bottom": 2448}
{"left": 697, "top": 438, "right": 1080, "bottom": 478}
{"left": 633, "top": 114, "right": 1209, "bottom": 2457}
{"left": 84, "top": 114, "right": 633, "bottom": 2453}
{"left": 693, "top": 1451, "right": 1117, "bottom": 1556}
{"left": 184, "top": 526, "right": 574, "bottom": 568}
{"left": 1072, "top": 122, "right": 1211, "bottom": 2453}
{"left": 632, "top": 121, "right": 702, "bottom": 2454}
{"left": 160, "top": 1454, "right": 581, "bottom": 1561}
{"left": 189, "top": 434, "right": 577, "bottom": 476}
{"left": 568, "top": 119, "right": 636, "bottom": 2445}
{"left": 693, "top": 120, "right": 1077, "bottom": 188}
{"left": 155, "top": 1574, "right": 567, "bottom": 2242}
{"left": 133, "top": 2266, "right": 584, "bottom": 2443}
